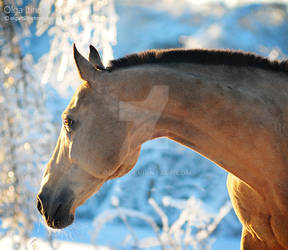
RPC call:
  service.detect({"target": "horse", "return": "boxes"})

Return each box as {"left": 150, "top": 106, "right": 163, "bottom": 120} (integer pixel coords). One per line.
{"left": 37, "top": 44, "right": 288, "bottom": 249}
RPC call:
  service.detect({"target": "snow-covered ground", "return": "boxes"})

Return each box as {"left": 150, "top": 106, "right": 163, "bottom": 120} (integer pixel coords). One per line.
{"left": 0, "top": 221, "right": 240, "bottom": 250}
{"left": 0, "top": 234, "right": 239, "bottom": 250}
{"left": 0, "top": 238, "right": 96, "bottom": 250}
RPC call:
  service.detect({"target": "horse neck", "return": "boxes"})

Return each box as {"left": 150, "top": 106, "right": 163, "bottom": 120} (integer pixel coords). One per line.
{"left": 107, "top": 63, "right": 288, "bottom": 192}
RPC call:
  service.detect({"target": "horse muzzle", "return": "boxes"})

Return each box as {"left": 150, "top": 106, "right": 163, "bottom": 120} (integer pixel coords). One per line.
{"left": 37, "top": 187, "right": 75, "bottom": 229}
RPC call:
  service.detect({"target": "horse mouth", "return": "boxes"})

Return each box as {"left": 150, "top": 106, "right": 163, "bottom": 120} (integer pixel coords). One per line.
{"left": 45, "top": 203, "right": 75, "bottom": 229}
{"left": 37, "top": 189, "right": 75, "bottom": 229}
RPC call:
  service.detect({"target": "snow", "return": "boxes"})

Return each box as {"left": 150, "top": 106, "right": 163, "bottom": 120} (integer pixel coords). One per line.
{"left": 0, "top": 237, "right": 97, "bottom": 250}
{"left": 12, "top": 237, "right": 113, "bottom": 250}
{"left": 0, "top": 221, "right": 240, "bottom": 250}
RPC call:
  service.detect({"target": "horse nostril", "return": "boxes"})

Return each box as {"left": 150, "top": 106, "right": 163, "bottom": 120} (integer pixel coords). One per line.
{"left": 37, "top": 197, "right": 43, "bottom": 214}
{"left": 37, "top": 192, "right": 48, "bottom": 217}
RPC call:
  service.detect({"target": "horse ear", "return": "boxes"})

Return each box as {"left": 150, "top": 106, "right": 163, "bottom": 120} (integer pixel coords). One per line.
{"left": 89, "top": 45, "right": 105, "bottom": 70}
{"left": 73, "top": 43, "right": 97, "bottom": 81}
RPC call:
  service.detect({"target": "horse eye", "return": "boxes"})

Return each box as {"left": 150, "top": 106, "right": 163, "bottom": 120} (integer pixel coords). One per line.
{"left": 63, "top": 118, "right": 74, "bottom": 131}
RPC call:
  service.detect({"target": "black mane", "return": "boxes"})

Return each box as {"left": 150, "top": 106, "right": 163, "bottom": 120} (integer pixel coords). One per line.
{"left": 107, "top": 48, "right": 288, "bottom": 73}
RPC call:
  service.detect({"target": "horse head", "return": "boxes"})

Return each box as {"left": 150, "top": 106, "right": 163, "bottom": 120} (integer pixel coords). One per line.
{"left": 36, "top": 45, "right": 143, "bottom": 229}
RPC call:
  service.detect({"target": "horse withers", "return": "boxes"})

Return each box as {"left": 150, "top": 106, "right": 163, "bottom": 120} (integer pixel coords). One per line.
{"left": 37, "top": 44, "right": 288, "bottom": 249}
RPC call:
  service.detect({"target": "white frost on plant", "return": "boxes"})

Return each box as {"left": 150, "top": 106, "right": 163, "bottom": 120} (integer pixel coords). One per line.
{"left": 36, "top": 0, "right": 118, "bottom": 96}
{"left": 92, "top": 196, "right": 232, "bottom": 250}
{"left": 0, "top": 4, "right": 55, "bottom": 248}
{"left": 92, "top": 207, "right": 162, "bottom": 248}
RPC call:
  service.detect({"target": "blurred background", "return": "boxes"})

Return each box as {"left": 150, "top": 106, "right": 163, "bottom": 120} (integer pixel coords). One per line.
{"left": 0, "top": 0, "right": 287, "bottom": 249}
